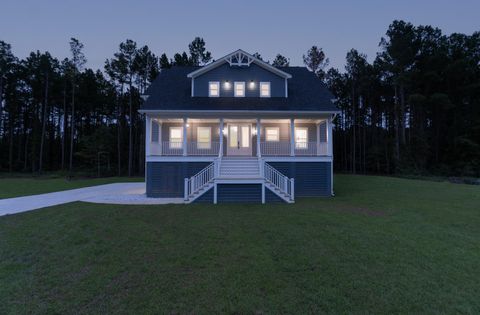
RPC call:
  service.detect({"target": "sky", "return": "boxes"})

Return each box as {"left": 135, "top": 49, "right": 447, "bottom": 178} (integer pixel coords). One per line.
{"left": 1, "top": 0, "right": 479, "bottom": 72}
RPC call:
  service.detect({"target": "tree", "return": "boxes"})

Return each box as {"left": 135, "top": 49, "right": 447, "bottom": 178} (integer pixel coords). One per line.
{"left": 159, "top": 53, "right": 171, "bottom": 69}
{"left": 173, "top": 52, "right": 191, "bottom": 66}
{"left": 188, "top": 37, "right": 212, "bottom": 66}
{"left": 68, "top": 38, "right": 86, "bottom": 174}
{"left": 303, "top": 46, "right": 329, "bottom": 79}
{"left": 0, "top": 41, "right": 16, "bottom": 139}
{"left": 272, "top": 54, "right": 290, "bottom": 67}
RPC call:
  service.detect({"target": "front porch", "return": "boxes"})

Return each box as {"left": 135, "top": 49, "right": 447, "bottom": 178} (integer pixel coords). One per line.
{"left": 145, "top": 117, "right": 333, "bottom": 158}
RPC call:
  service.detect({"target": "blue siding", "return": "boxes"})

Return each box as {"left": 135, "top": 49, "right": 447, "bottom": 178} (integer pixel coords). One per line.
{"left": 146, "top": 162, "right": 210, "bottom": 197}
{"left": 217, "top": 184, "right": 262, "bottom": 203}
{"left": 194, "top": 63, "right": 285, "bottom": 97}
{"left": 193, "top": 187, "right": 214, "bottom": 203}
{"left": 265, "top": 188, "right": 285, "bottom": 203}
{"left": 269, "top": 162, "right": 331, "bottom": 197}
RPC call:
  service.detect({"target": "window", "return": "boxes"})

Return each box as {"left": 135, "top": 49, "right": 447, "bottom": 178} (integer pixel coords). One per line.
{"left": 260, "top": 82, "right": 271, "bottom": 97}
{"left": 295, "top": 127, "right": 308, "bottom": 149}
{"left": 265, "top": 127, "right": 279, "bottom": 142}
{"left": 169, "top": 127, "right": 183, "bottom": 149}
{"left": 209, "top": 81, "right": 219, "bottom": 97}
{"left": 234, "top": 81, "right": 245, "bottom": 97}
{"left": 197, "top": 127, "right": 211, "bottom": 149}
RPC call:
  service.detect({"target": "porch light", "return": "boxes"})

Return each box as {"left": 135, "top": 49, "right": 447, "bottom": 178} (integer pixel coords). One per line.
{"left": 224, "top": 80, "right": 231, "bottom": 89}
{"left": 252, "top": 127, "right": 257, "bottom": 135}
{"left": 222, "top": 128, "right": 227, "bottom": 135}
{"left": 186, "top": 123, "right": 190, "bottom": 128}
{"left": 249, "top": 80, "right": 255, "bottom": 89}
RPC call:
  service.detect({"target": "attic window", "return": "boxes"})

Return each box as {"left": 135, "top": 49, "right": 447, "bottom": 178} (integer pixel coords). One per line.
{"left": 260, "top": 82, "right": 271, "bottom": 97}
{"left": 209, "top": 81, "right": 219, "bottom": 97}
{"left": 234, "top": 82, "right": 245, "bottom": 97}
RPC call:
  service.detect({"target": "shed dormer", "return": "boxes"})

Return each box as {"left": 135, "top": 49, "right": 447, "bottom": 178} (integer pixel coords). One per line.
{"left": 187, "top": 50, "right": 292, "bottom": 98}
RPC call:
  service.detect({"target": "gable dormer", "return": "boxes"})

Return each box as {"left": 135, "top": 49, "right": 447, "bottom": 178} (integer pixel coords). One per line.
{"left": 187, "top": 50, "right": 291, "bottom": 98}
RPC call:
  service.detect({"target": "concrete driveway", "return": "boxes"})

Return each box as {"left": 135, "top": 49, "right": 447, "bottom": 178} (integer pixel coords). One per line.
{"left": 0, "top": 183, "right": 184, "bottom": 216}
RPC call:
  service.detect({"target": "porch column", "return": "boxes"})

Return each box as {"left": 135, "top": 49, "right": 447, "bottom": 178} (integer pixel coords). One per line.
{"left": 256, "top": 118, "right": 261, "bottom": 157}
{"left": 290, "top": 118, "right": 295, "bottom": 156}
{"left": 327, "top": 116, "right": 333, "bottom": 156}
{"left": 219, "top": 118, "right": 224, "bottom": 157}
{"left": 183, "top": 117, "right": 188, "bottom": 156}
{"left": 145, "top": 116, "right": 151, "bottom": 157}
{"left": 316, "top": 121, "right": 320, "bottom": 156}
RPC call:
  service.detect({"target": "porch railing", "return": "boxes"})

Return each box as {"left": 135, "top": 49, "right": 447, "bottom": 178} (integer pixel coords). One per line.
{"left": 260, "top": 141, "right": 329, "bottom": 156}
{"left": 260, "top": 141, "right": 291, "bottom": 156}
{"left": 263, "top": 161, "right": 294, "bottom": 201}
{"left": 187, "top": 141, "right": 220, "bottom": 156}
{"left": 184, "top": 160, "right": 218, "bottom": 201}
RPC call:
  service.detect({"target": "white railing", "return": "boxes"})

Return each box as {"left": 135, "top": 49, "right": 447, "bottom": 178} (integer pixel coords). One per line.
{"left": 161, "top": 141, "right": 183, "bottom": 156}
{"left": 261, "top": 141, "right": 329, "bottom": 156}
{"left": 187, "top": 141, "right": 220, "bottom": 156}
{"left": 295, "top": 141, "right": 329, "bottom": 156}
{"left": 184, "top": 160, "right": 218, "bottom": 201}
{"left": 263, "top": 162, "right": 294, "bottom": 201}
{"left": 261, "top": 141, "right": 291, "bottom": 156}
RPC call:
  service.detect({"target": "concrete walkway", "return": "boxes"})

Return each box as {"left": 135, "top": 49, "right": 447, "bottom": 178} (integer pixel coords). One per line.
{"left": 0, "top": 183, "right": 184, "bottom": 216}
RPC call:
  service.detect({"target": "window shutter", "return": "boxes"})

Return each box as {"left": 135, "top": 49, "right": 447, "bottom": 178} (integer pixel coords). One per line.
{"left": 151, "top": 121, "right": 159, "bottom": 142}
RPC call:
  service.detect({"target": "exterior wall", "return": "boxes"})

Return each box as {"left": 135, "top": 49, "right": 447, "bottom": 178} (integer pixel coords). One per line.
{"left": 193, "top": 63, "right": 286, "bottom": 97}
{"left": 160, "top": 122, "right": 220, "bottom": 142}
{"left": 268, "top": 162, "right": 332, "bottom": 197}
{"left": 146, "top": 162, "right": 210, "bottom": 197}
{"left": 217, "top": 184, "right": 262, "bottom": 203}
{"left": 265, "top": 188, "right": 285, "bottom": 203}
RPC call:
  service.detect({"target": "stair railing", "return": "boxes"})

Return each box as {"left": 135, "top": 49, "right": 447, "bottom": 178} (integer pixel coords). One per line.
{"left": 184, "top": 159, "right": 218, "bottom": 201}
{"left": 262, "top": 161, "right": 295, "bottom": 201}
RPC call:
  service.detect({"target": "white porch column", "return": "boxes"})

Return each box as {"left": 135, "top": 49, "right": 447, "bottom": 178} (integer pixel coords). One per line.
{"left": 316, "top": 121, "right": 320, "bottom": 156}
{"left": 327, "top": 116, "right": 333, "bottom": 156}
{"left": 145, "top": 116, "right": 151, "bottom": 158}
{"left": 183, "top": 117, "right": 188, "bottom": 156}
{"left": 219, "top": 118, "right": 224, "bottom": 157}
{"left": 158, "top": 121, "right": 163, "bottom": 156}
{"left": 256, "top": 118, "right": 261, "bottom": 157}
{"left": 290, "top": 118, "right": 295, "bottom": 156}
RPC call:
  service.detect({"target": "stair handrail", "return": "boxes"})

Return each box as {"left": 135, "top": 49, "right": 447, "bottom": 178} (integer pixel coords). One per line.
{"left": 184, "top": 159, "right": 217, "bottom": 201}
{"left": 263, "top": 161, "right": 294, "bottom": 201}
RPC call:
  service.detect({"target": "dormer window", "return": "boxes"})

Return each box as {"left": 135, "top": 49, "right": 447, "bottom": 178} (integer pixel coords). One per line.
{"left": 234, "top": 82, "right": 245, "bottom": 97}
{"left": 260, "top": 82, "right": 271, "bottom": 97}
{"left": 209, "top": 81, "right": 220, "bottom": 97}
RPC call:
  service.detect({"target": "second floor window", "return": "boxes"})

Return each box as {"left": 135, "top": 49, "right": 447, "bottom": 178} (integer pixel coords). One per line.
{"left": 260, "top": 82, "right": 271, "bottom": 97}
{"left": 234, "top": 82, "right": 245, "bottom": 97}
{"left": 209, "top": 81, "right": 219, "bottom": 97}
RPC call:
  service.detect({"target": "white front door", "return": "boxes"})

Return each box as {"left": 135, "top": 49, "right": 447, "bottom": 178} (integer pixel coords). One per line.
{"left": 227, "top": 124, "right": 252, "bottom": 156}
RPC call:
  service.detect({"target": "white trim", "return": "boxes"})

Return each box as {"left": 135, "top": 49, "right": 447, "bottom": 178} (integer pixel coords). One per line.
{"left": 187, "top": 49, "right": 292, "bottom": 79}
{"left": 139, "top": 110, "right": 341, "bottom": 117}
{"left": 256, "top": 118, "right": 261, "bottom": 157}
{"left": 259, "top": 82, "right": 271, "bottom": 98}
{"left": 208, "top": 81, "right": 220, "bottom": 97}
{"left": 234, "top": 81, "right": 245, "bottom": 97}
{"left": 285, "top": 78, "right": 288, "bottom": 98}
{"left": 145, "top": 155, "right": 333, "bottom": 163}
{"left": 191, "top": 78, "right": 195, "bottom": 97}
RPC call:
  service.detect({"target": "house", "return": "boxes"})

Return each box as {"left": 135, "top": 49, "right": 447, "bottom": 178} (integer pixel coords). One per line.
{"left": 139, "top": 49, "right": 339, "bottom": 203}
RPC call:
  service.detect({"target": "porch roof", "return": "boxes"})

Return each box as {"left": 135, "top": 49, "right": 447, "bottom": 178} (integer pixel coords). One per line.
{"left": 140, "top": 66, "right": 339, "bottom": 113}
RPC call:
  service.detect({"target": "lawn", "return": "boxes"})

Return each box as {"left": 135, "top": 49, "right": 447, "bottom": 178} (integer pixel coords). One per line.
{"left": 0, "top": 176, "right": 142, "bottom": 199}
{"left": 0, "top": 175, "right": 479, "bottom": 314}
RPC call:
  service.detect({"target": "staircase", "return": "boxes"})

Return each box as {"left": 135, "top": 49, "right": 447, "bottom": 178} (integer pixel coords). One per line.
{"left": 219, "top": 157, "right": 261, "bottom": 178}
{"left": 184, "top": 157, "right": 294, "bottom": 204}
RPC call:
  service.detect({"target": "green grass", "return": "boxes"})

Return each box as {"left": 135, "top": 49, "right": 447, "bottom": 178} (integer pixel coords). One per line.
{"left": 0, "top": 176, "right": 142, "bottom": 199}
{"left": 0, "top": 175, "right": 479, "bottom": 314}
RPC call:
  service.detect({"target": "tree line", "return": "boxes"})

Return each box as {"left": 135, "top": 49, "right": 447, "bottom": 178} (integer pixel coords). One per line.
{"left": 0, "top": 21, "right": 479, "bottom": 177}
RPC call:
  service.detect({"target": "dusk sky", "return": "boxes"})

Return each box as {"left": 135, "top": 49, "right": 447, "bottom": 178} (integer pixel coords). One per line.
{"left": 2, "top": 0, "right": 479, "bottom": 71}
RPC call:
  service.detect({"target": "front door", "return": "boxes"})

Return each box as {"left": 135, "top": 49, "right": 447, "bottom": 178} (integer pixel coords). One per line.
{"left": 227, "top": 124, "right": 252, "bottom": 156}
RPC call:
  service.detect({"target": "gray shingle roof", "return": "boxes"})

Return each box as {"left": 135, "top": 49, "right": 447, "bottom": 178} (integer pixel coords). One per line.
{"left": 140, "top": 66, "right": 338, "bottom": 112}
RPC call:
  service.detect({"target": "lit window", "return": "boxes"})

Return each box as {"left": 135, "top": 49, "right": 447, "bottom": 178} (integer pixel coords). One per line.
{"left": 260, "top": 82, "right": 271, "bottom": 97}
{"left": 169, "top": 127, "right": 183, "bottom": 149}
{"left": 209, "top": 81, "right": 219, "bottom": 97}
{"left": 295, "top": 127, "right": 308, "bottom": 149}
{"left": 234, "top": 82, "right": 245, "bottom": 97}
{"left": 265, "top": 127, "right": 279, "bottom": 142}
{"left": 197, "top": 127, "right": 211, "bottom": 149}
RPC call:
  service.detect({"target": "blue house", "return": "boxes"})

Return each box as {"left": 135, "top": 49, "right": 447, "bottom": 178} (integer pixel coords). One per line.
{"left": 139, "top": 50, "right": 339, "bottom": 203}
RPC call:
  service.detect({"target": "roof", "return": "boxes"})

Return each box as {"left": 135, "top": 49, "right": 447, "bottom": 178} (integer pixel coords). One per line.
{"left": 187, "top": 49, "right": 292, "bottom": 79}
{"left": 140, "top": 66, "right": 339, "bottom": 113}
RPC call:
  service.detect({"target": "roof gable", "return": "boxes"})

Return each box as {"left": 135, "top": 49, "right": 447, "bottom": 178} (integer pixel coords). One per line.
{"left": 187, "top": 49, "right": 292, "bottom": 79}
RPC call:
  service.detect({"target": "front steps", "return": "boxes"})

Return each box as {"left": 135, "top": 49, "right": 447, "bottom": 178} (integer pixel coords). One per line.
{"left": 184, "top": 157, "right": 294, "bottom": 204}
{"left": 219, "top": 157, "right": 261, "bottom": 178}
